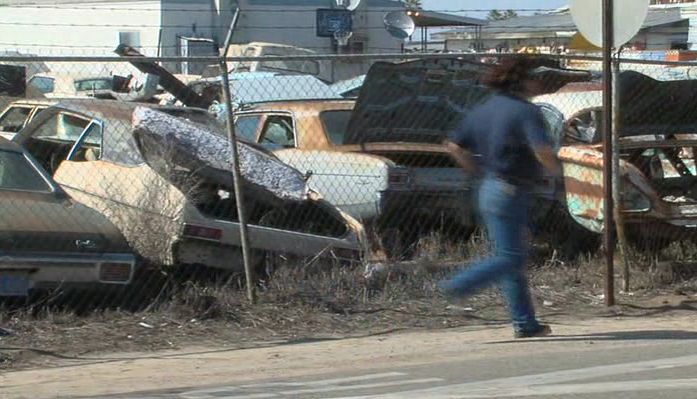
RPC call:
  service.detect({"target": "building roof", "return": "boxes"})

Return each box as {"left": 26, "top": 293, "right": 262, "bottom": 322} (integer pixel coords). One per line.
{"left": 409, "top": 10, "right": 487, "bottom": 27}
{"left": 435, "top": 7, "right": 685, "bottom": 38}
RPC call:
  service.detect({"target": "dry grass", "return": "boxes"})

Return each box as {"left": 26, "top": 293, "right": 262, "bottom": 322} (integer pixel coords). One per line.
{"left": 2, "top": 234, "right": 697, "bottom": 370}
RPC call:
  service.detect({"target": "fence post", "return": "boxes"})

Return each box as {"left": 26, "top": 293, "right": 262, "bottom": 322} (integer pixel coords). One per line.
{"left": 611, "top": 56, "right": 630, "bottom": 293}
{"left": 602, "top": 0, "right": 616, "bottom": 307}
{"left": 219, "top": 58, "right": 257, "bottom": 304}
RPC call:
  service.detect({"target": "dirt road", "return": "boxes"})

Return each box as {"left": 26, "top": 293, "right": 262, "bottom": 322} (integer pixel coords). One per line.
{"left": 2, "top": 312, "right": 696, "bottom": 399}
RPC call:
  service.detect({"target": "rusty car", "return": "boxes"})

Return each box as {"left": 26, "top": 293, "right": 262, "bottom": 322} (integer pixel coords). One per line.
{"left": 12, "top": 99, "right": 365, "bottom": 273}
{"left": 230, "top": 98, "right": 476, "bottom": 256}
{"left": 0, "top": 137, "right": 136, "bottom": 296}
{"left": 534, "top": 70, "right": 697, "bottom": 252}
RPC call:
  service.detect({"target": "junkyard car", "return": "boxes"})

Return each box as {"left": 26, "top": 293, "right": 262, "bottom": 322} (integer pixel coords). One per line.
{"left": 0, "top": 100, "right": 49, "bottom": 140}
{"left": 232, "top": 99, "right": 476, "bottom": 254}
{"left": 0, "top": 137, "right": 135, "bottom": 295}
{"left": 534, "top": 70, "right": 697, "bottom": 252}
{"left": 12, "top": 99, "right": 364, "bottom": 272}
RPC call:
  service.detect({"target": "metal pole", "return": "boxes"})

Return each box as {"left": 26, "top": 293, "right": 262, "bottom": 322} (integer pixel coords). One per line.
{"left": 602, "top": 0, "right": 616, "bottom": 307}
{"left": 219, "top": 15, "right": 256, "bottom": 304}
{"left": 611, "top": 55, "right": 630, "bottom": 293}
{"left": 219, "top": 60, "right": 256, "bottom": 304}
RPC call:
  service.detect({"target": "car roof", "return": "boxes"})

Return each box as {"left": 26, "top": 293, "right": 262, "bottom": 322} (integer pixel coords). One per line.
{"left": 241, "top": 98, "right": 355, "bottom": 113}
{"left": 35, "top": 98, "right": 208, "bottom": 123}
{"left": 533, "top": 90, "right": 602, "bottom": 120}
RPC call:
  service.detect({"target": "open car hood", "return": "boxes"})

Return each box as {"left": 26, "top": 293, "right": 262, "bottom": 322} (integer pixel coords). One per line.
{"left": 132, "top": 107, "right": 309, "bottom": 202}
{"left": 618, "top": 70, "right": 697, "bottom": 136}
{"left": 344, "top": 57, "right": 592, "bottom": 145}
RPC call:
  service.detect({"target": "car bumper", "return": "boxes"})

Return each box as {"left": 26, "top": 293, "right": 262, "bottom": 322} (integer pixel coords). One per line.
{"left": 0, "top": 253, "right": 136, "bottom": 296}
{"left": 377, "top": 189, "right": 473, "bottom": 224}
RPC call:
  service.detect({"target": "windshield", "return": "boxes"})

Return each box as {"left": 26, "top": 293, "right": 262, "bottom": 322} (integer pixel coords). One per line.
{"left": 74, "top": 78, "right": 112, "bottom": 92}
{"left": 319, "top": 110, "right": 351, "bottom": 145}
{"left": 0, "top": 149, "right": 51, "bottom": 192}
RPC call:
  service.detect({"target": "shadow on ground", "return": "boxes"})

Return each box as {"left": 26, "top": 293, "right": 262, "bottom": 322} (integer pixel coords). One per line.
{"left": 489, "top": 329, "right": 697, "bottom": 344}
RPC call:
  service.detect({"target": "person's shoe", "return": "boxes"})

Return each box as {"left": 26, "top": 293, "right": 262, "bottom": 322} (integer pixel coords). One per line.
{"left": 514, "top": 324, "right": 552, "bottom": 339}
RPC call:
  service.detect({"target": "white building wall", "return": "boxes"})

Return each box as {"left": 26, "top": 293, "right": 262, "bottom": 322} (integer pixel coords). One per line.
{"left": 0, "top": 1, "right": 162, "bottom": 57}
{"left": 233, "top": 0, "right": 404, "bottom": 81}
{"left": 0, "top": 1, "right": 163, "bottom": 80}
{"left": 679, "top": 6, "right": 697, "bottom": 49}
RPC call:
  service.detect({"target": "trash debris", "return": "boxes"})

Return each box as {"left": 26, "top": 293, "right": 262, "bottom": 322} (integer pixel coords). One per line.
{"left": 446, "top": 305, "right": 474, "bottom": 312}
{"left": 543, "top": 300, "right": 554, "bottom": 307}
{"left": 138, "top": 322, "right": 154, "bottom": 329}
{"left": 0, "top": 327, "right": 12, "bottom": 336}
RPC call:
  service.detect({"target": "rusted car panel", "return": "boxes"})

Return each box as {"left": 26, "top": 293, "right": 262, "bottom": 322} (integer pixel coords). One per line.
{"left": 537, "top": 71, "right": 697, "bottom": 248}
{"left": 13, "top": 100, "right": 365, "bottom": 271}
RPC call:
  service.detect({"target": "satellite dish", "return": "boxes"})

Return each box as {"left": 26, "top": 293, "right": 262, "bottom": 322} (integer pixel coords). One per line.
{"left": 335, "top": 0, "right": 361, "bottom": 12}
{"left": 570, "top": 0, "right": 650, "bottom": 48}
{"left": 384, "top": 11, "right": 415, "bottom": 40}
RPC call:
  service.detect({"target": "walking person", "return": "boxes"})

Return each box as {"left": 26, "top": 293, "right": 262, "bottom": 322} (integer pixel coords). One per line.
{"left": 439, "top": 57, "right": 562, "bottom": 338}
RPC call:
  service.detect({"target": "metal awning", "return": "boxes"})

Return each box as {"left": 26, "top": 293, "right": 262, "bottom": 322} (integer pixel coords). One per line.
{"left": 407, "top": 9, "right": 488, "bottom": 28}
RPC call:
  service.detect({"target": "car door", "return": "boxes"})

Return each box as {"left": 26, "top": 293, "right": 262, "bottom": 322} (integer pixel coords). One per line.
{"left": 14, "top": 109, "right": 96, "bottom": 175}
{"left": 260, "top": 112, "right": 385, "bottom": 220}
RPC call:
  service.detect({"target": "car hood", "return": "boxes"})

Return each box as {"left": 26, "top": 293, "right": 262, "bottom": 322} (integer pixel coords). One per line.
{"left": 618, "top": 70, "right": 697, "bottom": 136}
{"left": 132, "top": 107, "right": 309, "bottom": 203}
{"left": 0, "top": 191, "right": 131, "bottom": 253}
{"left": 343, "top": 57, "right": 592, "bottom": 145}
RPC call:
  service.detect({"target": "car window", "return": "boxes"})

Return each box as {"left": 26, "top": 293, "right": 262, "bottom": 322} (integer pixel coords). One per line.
{"left": 259, "top": 115, "right": 295, "bottom": 149}
{"left": 74, "top": 78, "right": 112, "bottom": 92}
{"left": 27, "top": 76, "right": 55, "bottom": 94}
{"left": 234, "top": 115, "right": 262, "bottom": 141}
{"left": 0, "top": 107, "right": 33, "bottom": 133}
{"left": 319, "top": 110, "right": 351, "bottom": 145}
{"left": 0, "top": 150, "right": 51, "bottom": 192}
{"left": 68, "top": 121, "right": 103, "bottom": 162}
{"left": 32, "top": 112, "right": 91, "bottom": 142}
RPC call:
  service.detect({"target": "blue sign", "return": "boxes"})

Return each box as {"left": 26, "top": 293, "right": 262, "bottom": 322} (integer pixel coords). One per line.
{"left": 316, "top": 9, "right": 353, "bottom": 37}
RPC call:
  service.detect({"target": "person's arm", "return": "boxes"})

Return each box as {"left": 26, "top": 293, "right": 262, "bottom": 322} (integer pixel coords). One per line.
{"left": 522, "top": 107, "right": 562, "bottom": 176}
{"left": 533, "top": 144, "right": 562, "bottom": 177}
{"left": 445, "top": 140, "right": 478, "bottom": 174}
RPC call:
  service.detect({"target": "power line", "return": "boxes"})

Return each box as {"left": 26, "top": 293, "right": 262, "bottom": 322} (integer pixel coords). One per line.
{"left": 0, "top": 5, "right": 561, "bottom": 13}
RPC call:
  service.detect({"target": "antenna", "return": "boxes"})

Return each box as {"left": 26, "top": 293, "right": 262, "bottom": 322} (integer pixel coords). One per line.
{"left": 335, "top": 0, "right": 362, "bottom": 11}
{"left": 384, "top": 11, "right": 415, "bottom": 41}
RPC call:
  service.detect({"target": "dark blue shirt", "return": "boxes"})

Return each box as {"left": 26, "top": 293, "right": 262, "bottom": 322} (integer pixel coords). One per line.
{"left": 449, "top": 93, "right": 550, "bottom": 185}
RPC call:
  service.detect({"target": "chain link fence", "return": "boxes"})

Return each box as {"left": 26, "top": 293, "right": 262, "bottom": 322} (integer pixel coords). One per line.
{"left": 1, "top": 52, "right": 697, "bottom": 306}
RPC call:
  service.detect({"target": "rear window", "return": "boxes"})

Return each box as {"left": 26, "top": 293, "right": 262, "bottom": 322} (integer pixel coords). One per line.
{"left": 320, "top": 110, "right": 352, "bottom": 145}
{"left": 0, "top": 150, "right": 51, "bottom": 192}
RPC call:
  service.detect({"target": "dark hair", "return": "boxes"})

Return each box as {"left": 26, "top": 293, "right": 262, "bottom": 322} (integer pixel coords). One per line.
{"left": 482, "top": 57, "right": 539, "bottom": 93}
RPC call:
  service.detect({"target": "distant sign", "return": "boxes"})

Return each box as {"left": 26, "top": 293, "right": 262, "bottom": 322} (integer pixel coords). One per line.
{"left": 570, "top": 0, "right": 650, "bottom": 48}
{"left": 316, "top": 9, "right": 353, "bottom": 37}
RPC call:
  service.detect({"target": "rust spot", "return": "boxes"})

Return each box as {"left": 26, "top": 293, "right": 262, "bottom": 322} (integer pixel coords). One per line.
{"left": 564, "top": 177, "right": 604, "bottom": 198}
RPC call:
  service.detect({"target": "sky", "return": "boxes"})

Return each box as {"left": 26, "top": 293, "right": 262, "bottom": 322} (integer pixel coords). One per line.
{"left": 420, "top": 0, "right": 569, "bottom": 18}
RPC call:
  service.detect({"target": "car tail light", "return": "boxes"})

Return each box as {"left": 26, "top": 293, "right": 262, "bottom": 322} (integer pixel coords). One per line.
{"left": 388, "top": 168, "right": 410, "bottom": 187}
{"left": 182, "top": 224, "right": 223, "bottom": 241}
{"left": 99, "top": 262, "right": 132, "bottom": 283}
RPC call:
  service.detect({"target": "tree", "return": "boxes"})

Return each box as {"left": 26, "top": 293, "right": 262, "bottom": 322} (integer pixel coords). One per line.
{"left": 487, "top": 9, "right": 518, "bottom": 20}
{"left": 404, "top": 0, "right": 422, "bottom": 10}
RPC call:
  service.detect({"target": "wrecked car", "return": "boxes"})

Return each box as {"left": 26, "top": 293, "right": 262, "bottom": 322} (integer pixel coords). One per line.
{"left": 121, "top": 53, "right": 593, "bottom": 257}
{"left": 534, "top": 70, "right": 697, "bottom": 252}
{"left": 12, "top": 99, "right": 364, "bottom": 272}
{"left": 0, "top": 100, "right": 49, "bottom": 140}
{"left": 230, "top": 98, "right": 476, "bottom": 256}
{"left": 0, "top": 137, "right": 135, "bottom": 296}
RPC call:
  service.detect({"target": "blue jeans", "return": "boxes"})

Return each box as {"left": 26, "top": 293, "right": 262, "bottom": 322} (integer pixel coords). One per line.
{"left": 440, "top": 176, "right": 541, "bottom": 333}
